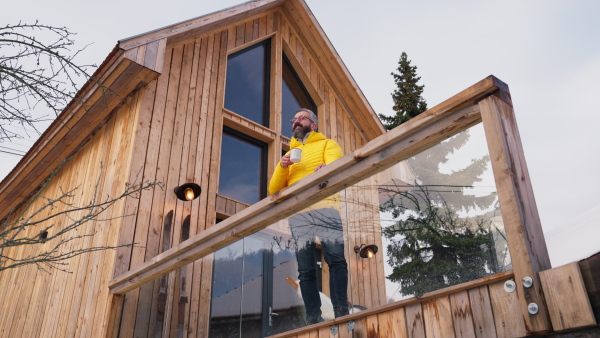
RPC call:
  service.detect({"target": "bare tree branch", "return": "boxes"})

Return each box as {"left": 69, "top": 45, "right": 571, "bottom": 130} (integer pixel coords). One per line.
{"left": 0, "top": 163, "right": 162, "bottom": 273}
{"left": 0, "top": 22, "right": 96, "bottom": 142}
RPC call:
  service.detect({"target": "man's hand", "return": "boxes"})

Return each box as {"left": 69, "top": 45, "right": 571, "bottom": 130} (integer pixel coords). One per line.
{"left": 314, "top": 163, "right": 326, "bottom": 171}
{"left": 280, "top": 153, "right": 293, "bottom": 168}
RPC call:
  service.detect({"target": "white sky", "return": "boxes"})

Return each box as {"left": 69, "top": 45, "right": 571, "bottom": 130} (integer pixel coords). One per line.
{"left": 1, "top": 0, "right": 599, "bottom": 235}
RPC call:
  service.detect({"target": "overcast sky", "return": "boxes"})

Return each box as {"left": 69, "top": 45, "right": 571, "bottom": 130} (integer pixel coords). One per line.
{"left": 1, "top": 0, "right": 599, "bottom": 236}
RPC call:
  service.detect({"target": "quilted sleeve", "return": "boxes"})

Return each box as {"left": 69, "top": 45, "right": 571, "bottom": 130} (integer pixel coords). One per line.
{"left": 268, "top": 157, "right": 290, "bottom": 195}
{"left": 324, "top": 139, "right": 343, "bottom": 164}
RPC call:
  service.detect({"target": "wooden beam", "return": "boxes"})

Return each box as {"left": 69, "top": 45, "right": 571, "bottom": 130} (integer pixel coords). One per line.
{"left": 222, "top": 108, "right": 277, "bottom": 143}
{"left": 479, "top": 94, "right": 552, "bottom": 334}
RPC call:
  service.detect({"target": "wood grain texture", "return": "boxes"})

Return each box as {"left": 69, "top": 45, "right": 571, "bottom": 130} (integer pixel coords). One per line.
{"left": 489, "top": 280, "right": 526, "bottom": 338}
{"left": 480, "top": 95, "right": 551, "bottom": 333}
{"left": 468, "top": 285, "right": 497, "bottom": 338}
{"left": 579, "top": 258, "right": 600, "bottom": 323}
{"left": 378, "top": 307, "right": 407, "bottom": 338}
{"left": 423, "top": 297, "right": 455, "bottom": 338}
{"left": 540, "top": 262, "right": 596, "bottom": 331}
{"left": 449, "top": 290, "right": 476, "bottom": 338}
{"left": 405, "top": 303, "right": 426, "bottom": 338}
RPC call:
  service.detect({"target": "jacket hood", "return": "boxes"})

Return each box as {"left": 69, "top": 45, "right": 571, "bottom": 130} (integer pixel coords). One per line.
{"left": 290, "top": 131, "right": 326, "bottom": 148}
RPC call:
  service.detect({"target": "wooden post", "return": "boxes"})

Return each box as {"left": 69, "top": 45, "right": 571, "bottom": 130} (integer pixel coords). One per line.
{"left": 479, "top": 90, "right": 552, "bottom": 334}
{"left": 103, "top": 294, "right": 124, "bottom": 338}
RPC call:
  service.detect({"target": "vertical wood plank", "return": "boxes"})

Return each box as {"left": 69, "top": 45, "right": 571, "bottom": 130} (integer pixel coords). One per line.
{"left": 166, "top": 40, "right": 197, "bottom": 338}
{"left": 244, "top": 20, "right": 253, "bottom": 43}
{"left": 337, "top": 322, "right": 350, "bottom": 338}
{"left": 258, "top": 15, "right": 267, "bottom": 38}
{"left": 366, "top": 313, "right": 380, "bottom": 337}
{"left": 489, "top": 280, "right": 527, "bottom": 337}
{"left": 378, "top": 307, "right": 408, "bottom": 338}
{"left": 126, "top": 47, "right": 174, "bottom": 338}
{"left": 236, "top": 23, "right": 245, "bottom": 47}
{"left": 32, "top": 132, "right": 88, "bottom": 338}
{"left": 77, "top": 91, "right": 135, "bottom": 338}
{"left": 189, "top": 33, "right": 216, "bottom": 337}
{"left": 197, "top": 31, "right": 228, "bottom": 336}
{"left": 186, "top": 36, "right": 210, "bottom": 337}
{"left": 355, "top": 317, "right": 369, "bottom": 338}
{"left": 480, "top": 95, "right": 551, "bottom": 333}
{"left": 252, "top": 18, "right": 260, "bottom": 40}
{"left": 423, "top": 297, "right": 455, "bottom": 338}
{"left": 468, "top": 285, "right": 497, "bottom": 338}
{"left": 405, "top": 303, "right": 426, "bottom": 338}
{"left": 58, "top": 126, "right": 108, "bottom": 338}
{"left": 91, "top": 93, "right": 143, "bottom": 338}
{"left": 267, "top": 11, "right": 276, "bottom": 35}
{"left": 539, "top": 262, "right": 596, "bottom": 331}
{"left": 137, "top": 43, "right": 183, "bottom": 338}
{"left": 328, "top": 89, "right": 337, "bottom": 142}
{"left": 335, "top": 101, "right": 344, "bottom": 152}
{"left": 449, "top": 290, "right": 476, "bottom": 338}
{"left": 103, "top": 294, "right": 124, "bottom": 338}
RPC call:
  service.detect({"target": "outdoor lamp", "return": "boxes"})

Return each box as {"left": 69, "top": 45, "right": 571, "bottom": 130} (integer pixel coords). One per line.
{"left": 174, "top": 183, "right": 201, "bottom": 201}
{"left": 354, "top": 244, "right": 378, "bottom": 259}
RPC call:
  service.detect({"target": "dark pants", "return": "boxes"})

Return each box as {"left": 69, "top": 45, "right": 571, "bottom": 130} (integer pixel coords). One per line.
{"left": 289, "top": 208, "right": 349, "bottom": 322}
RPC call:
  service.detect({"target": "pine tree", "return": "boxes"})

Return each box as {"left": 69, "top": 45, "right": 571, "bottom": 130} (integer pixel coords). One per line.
{"left": 379, "top": 52, "right": 428, "bottom": 130}
{"left": 380, "top": 129, "right": 509, "bottom": 297}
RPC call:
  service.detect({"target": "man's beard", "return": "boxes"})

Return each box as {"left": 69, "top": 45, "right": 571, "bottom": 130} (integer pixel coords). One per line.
{"left": 292, "top": 124, "right": 312, "bottom": 140}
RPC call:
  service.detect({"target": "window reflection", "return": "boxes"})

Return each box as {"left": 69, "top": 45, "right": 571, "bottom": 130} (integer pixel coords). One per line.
{"left": 281, "top": 55, "right": 316, "bottom": 139}
{"left": 218, "top": 129, "right": 266, "bottom": 205}
{"left": 209, "top": 228, "right": 305, "bottom": 337}
{"left": 225, "top": 41, "right": 270, "bottom": 126}
{"left": 210, "top": 237, "right": 244, "bottom": 337}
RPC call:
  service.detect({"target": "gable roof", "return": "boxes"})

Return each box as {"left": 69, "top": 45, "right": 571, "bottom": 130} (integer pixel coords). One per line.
{"left": 0, "top": 0, "right": 384, "bottom": 221}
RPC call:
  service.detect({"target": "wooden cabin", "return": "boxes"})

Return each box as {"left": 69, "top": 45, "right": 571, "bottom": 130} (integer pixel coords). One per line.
{"left": 0, "top": 0, "right": 598, "bottom": 337}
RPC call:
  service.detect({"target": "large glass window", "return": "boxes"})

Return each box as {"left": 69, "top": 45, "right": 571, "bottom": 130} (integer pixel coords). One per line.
{"left": 224, "top": 41, "right": 270, "bottom": 126}
{"left": 218, "top": 128, "right": 267, "bottom": 205}
{"left": 281, "top": 54, "right": 316, "bottom": 139}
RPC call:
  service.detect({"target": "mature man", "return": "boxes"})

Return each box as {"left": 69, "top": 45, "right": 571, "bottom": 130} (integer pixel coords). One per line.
{"left": 269, "top": 108, "right": 349, "bottom": 324}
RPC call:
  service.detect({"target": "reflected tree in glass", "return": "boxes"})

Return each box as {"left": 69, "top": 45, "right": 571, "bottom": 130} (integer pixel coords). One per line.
{"left": 379, "top": 128, "right": 509, "bottom": 297}
{"left": 382, "top": 186, "right": 500, "bottom": 296}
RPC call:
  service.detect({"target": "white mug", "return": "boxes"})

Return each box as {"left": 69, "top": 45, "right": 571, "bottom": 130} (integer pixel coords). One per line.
{"left": 290, "top": 148, "right": 302, "bottom": 163}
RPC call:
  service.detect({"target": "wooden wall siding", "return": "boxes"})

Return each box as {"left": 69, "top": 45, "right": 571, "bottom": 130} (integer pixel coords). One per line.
{"left": 114, "top": 31, "right": 230, "bottom": 338}
{"left": 110, "top": 9, "right": 373, "bottom": 338}
{"left": 0, "top": 39, "right": 164, "bottom": 224}
{"left": 278, "top": 13, "right": 368, "bottom": 152}
{"left": 0, "top": 91, "right": 141, "bottom": 338}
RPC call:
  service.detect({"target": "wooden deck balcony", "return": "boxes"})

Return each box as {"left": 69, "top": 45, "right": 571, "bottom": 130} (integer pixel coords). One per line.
{"left": 106, "top": 76, "right": 599, "bottom": 338}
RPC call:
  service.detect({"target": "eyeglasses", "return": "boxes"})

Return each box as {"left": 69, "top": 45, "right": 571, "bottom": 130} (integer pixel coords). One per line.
{"left": 290, "top": 116, "right": 314, "bottom": 124}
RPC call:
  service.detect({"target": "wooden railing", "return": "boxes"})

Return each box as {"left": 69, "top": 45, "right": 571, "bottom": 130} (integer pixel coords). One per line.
{"left": 105, "top": 75, "right": 552, "bottom": 336}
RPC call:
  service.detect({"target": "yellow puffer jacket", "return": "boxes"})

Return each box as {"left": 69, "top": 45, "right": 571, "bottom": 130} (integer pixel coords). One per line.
{"left": 269, "top": 131, "right": 343, "bottom": 209}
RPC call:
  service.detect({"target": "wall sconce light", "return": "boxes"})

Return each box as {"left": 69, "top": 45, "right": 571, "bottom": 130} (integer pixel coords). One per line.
{"left": 354, "top": 244, "right": 378, "bottom": 259}
{"left": 174, "top": 183, "right": 201, "bottom": 201}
